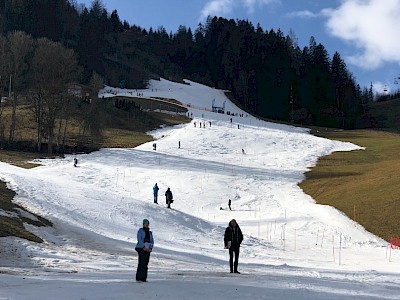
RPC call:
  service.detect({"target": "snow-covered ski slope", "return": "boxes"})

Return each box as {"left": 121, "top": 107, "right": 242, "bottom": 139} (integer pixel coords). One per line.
{"left": 1, "top": 78, "right": 400, "bottom": 300}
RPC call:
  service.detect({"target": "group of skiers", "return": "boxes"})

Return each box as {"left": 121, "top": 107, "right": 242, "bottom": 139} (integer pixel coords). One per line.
{"left": 135, "top": 214, "right": 243, "bottom": 282}
{"left": 153, "top": 183, "right": 174, "bottom": 209}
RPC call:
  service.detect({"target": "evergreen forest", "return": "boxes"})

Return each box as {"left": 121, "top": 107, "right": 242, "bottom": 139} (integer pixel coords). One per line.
{"left": 0, "top": 0, "right": 379, "bottom": 129}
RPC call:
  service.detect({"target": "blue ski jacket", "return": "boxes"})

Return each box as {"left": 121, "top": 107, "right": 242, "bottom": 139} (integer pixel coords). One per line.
{"left": 153, "top": 184, "right": 159, "bottom": 195}
{"left": 135, "top": 228, "right": 154, "bottom": 250}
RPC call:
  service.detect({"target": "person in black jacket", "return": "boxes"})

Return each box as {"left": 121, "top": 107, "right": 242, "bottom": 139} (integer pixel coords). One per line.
{"left": 165, "top": 187, "right": 173, "bottom": 209}
{"left": 224, "top": 219, "right": 243, "bottom": 273}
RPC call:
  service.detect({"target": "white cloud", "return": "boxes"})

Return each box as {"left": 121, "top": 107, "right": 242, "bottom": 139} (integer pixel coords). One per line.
{"left": 372, "top": 81, "right": 390, "bottom": 95}
{"left": 200, "top": 0, "right": 279, "bottom": 20}
{"left": 242, "top": 0, "right": 280, "bottom": 13}
{"left": 200, "top": 0, "right": 235, "bottom": 20}
{"left": 285, "top": 10, "right": 320, "bottom": 19}
{"left": 323, "top": 0, "right": 400, "bottom": 70}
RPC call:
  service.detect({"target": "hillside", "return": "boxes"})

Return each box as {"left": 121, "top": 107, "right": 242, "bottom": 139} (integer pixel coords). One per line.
{"left": 0, "top": 2, "right": 370, "bottom": 129}
{"left": 368, "top": 98, "right": 400, "bottom": 130}
{"left": 0, "top": 103, "right": 189, "bottom": 243}
{"left": 1, "top": 79, "right": 399, "bottom": 300}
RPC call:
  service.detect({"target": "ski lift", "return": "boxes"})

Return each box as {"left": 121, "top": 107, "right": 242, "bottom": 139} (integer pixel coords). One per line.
{"left": 395, "top": 80, "right": 399, "bottom": 85}
{"left": 383, "top": 85, "right": 388, "bottom": 92}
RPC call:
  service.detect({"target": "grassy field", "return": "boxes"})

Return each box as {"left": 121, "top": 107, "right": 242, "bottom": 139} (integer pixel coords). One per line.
{"left": 300, "top": 129, "right": 400, "bottom": 242}
{"left": 100, "top": 112, "right": 189, "bottom": 148}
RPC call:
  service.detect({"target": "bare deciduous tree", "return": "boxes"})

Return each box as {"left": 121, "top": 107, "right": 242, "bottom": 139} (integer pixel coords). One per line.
{"left": 79, "top": 72, "right": 105, "bottom": 147}
{"left": 31, "top": 38, "right": 80, "bottom": 153}
{"left": 5, "top": 31, "right": 34, "bottom": 145}
{"left": 0, "top": 34, "right": 9, "bottom": 147}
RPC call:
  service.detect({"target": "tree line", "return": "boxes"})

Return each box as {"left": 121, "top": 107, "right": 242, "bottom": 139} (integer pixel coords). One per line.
{"left": 0, "top": 30, "right": 105, "bottom": 153}
{"left": 0, "top": 0, "right": 375, "bottom": 138}
{"left": 165, "top": 18, "right": 373, "bottom": 128}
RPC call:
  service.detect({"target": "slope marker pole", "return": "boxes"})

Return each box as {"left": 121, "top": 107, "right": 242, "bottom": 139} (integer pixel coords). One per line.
{"left": 333, "top": 235, "right": 335, "bottom": 262}
{"left": 339, "top": 234, "right": 342, "bottom": 266}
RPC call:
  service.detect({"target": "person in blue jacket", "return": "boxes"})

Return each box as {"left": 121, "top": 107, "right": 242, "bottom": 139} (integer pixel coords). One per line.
{"left": 135, "top": 219, "right": 154, "bottom": 282}
{"left": 153, "top": 183, "right": 159, "bottom": 204}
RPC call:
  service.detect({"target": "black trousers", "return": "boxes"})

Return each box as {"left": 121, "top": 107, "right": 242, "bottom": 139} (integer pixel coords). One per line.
{"left": 229, "top": 244, "right": 240, "bottom": 272}
{"left": 135, "top": 248, "right": 151, "bottom": 281}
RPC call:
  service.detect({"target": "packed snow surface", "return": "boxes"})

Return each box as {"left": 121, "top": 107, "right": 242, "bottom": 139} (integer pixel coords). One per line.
{"left": 1, "top": 78, "right": 399, "bottom": 299}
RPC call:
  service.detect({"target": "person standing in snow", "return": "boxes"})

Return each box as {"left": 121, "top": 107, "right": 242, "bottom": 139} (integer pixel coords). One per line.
{"left": 153, "top": 183, "right": 159, "bottom": 204}
{"left": 224, "top": 219, "right": 243, "bottom": 274}
{"left": 73, "top": 157, "right": 78, "bottom": 167}
{"left": 135, "top": 219, "right": 154, "bottom": 282}
{"left": 165, "top": 187, "right": 173, "bottom": 209}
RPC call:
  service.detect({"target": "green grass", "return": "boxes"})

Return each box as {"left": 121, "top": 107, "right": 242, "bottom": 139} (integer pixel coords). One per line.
{"left": 300, "top": 129, "right": 400, "bottom": 241}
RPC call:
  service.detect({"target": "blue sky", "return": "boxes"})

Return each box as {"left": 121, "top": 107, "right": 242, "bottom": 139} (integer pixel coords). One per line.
{"left": 78, "top": 0, "right": 400, "bottom": 94}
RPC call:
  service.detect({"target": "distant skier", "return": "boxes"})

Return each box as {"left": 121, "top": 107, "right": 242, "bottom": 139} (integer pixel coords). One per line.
{"left": 224, "top": 219, "right": 243, "bottom": 274}
{"left": 228, "top": 199, "right": 232, "bottom": 211}
{"left": 153, "top": 143, "right": 157, "bottom": 151}
{"left": 178, "top": 141, "right": 181, "bottom": 149}
{"left": 242, "top": 149, "right": 245, "bottom": 154}
{"left": 153, "top": 183, "right": 159, "bottom": 204}
{"left": 165, "top": 187, "right": 173, "bottom": 209}
{"left": 135, "top": 219, "right": 154, "bottom": 282}
{"left": 73, "top": 157, "right": 78, "bottom": 167}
